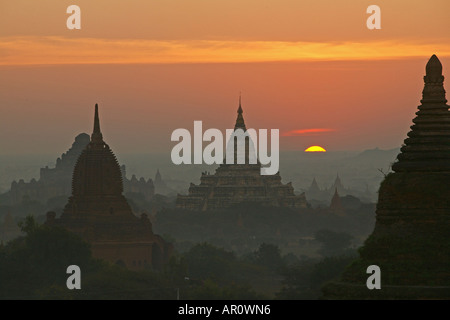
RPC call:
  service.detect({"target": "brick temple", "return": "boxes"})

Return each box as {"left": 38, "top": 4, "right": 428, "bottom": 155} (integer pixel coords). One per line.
{"left": 46, "top": 104, "right": 171, "bottom": 270}
{"left": 176, "top": 99, "right": 307, "bottom": 211}
{"left": 323, "top": 55, "right": 450, "bottom": 299}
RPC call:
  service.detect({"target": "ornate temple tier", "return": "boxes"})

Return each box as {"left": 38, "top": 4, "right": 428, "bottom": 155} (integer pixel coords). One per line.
{"left": 393, "top": 55, "right": 450, "bottom": 172}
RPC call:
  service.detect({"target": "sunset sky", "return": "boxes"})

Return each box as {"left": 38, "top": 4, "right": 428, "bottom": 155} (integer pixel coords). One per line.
{"left": 1, "top": 0, "right": 449, "bottom": 155}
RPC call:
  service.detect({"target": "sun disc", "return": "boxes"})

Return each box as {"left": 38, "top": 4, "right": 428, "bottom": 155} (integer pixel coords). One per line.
{"left": 305, "top": 145, "right": 326, "bottom": 152}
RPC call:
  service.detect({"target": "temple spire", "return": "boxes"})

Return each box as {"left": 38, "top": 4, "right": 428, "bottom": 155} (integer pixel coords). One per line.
{"left": 426, "top": 54, "right": 442, "bottom": 79}
{"left": 238, "top": 92, "right": 243, "bottom": 113}
{"left": 155, "top": 169, "right": 162, "bottom": 182}
{"left": 393, "top": 55, "right": 450, "bottom": 172}
{"left": 234, "top": 94, "right": 246, "bottom": 130}
{"left": 421, "top": 54, "right": 447, "bottom": 104}
{"left": 91, "top": 103, "right": 103, "bottom": 143}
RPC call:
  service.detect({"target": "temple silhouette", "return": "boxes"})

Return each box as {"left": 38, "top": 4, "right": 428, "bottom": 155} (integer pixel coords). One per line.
{"left": 306, "top": 174, "right": 355, "bottom": 203}
{"left": 323, "top": 55, "right": 450, "bottom": 299}
{"left": 329, "top": 188, "right": 345, "bottom": 216}
{"left": 3, "top": 135, "right": 155, "bottom": 206}
{"left": 176, "top": 99, "right": 308, "bottom": 211}
{"left": 46, "top": 104, "right": 171, "bottom": 270}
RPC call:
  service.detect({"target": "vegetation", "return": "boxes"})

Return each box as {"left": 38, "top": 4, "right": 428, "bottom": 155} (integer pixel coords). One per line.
{"left": 276, "top": 253, "right": 358, "bottom": 299}
{"left": 154, "top": 203, "right": 374, "bottom": 255}
{"left": 314, "top": 229, "right": 354, "bottom": 256}
{"left": 0, "top": 214, "right": 363, "bottom": 299}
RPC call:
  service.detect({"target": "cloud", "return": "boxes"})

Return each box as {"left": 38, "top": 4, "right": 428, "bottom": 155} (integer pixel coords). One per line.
{"left": 0, "top": 37, "right": 450, "bottom": 66}
{"left": 282, "top": 128, "right": 336, "bottom": 137}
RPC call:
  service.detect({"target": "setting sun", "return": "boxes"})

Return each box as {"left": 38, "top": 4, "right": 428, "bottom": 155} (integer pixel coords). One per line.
{"left": 305, "top": 146, "right": 326, "bottom": 152}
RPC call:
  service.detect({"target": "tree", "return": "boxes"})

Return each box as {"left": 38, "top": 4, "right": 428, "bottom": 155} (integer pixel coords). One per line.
{"left": 184, "top": 243, "right": 236, "bottom": 283}
{"left": 277, "top": 252, "right": 357, "bottom": 299}
{"left": 18, "top": 214, "right": 38, "bottom": 234}
{"left": 254, "top": 243, "right": 284, "bottom": 272}
{"left": 0, "top": 216, "right": 93, "bottom": 299}
{"left": 0, "top": 216, "right": 178, "bottom": 299}
{"left": 314, "top": 229, "right": 353, "bottom": 256}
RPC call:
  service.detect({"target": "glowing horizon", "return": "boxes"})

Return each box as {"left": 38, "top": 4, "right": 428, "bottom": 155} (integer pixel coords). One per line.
{"left": 283, "top": 128, "right": 336, "bottom": 137}
{"left": 1, "top": 37, "right": 450, "bottom": 66}
{"left": 1, "top": 0, "right": 450, "bottom": 154}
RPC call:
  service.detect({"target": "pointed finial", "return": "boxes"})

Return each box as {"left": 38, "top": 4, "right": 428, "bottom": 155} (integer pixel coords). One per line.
{"left": 422, "top": 54, "right": 446, "bottom": 104}
{"left": 94, "top": 103, "right": 100, "bottom": 133}
{"left": 91, "top": 103, "right": 103, "bottom": 143}
{"left": 238, "top": 92, "right": 243, "bottom": 114}
{"left": 426, "top": 54, "right": 442, "bottom": 78}
{"left": 234, "top": 94, "right": 246, "bottom": 130}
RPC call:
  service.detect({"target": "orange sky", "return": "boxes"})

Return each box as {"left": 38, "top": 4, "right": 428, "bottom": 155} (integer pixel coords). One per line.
{"left": 0, "top": 0, "right": 449, "bottom": 155}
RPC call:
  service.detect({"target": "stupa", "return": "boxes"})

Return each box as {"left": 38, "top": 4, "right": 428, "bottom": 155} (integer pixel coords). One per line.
{"left": 329, "top": 188, "right": 345, "bottom": 216}
{"left": 46, "top": 104, "right": 171, "bottom": 270}
{"left": 323, "top": 55, "right": 450, "bottom": 299}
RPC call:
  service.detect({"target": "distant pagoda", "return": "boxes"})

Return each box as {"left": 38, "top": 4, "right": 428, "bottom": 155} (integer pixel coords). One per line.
{"left": 306, "top": 175, "right": 350, "bottom": 202}
{"left": 46, "top": 104, "right": 171, "bottom": 270}
{"left": 7, "top": 133, "right": 89, "bottom": 205}
{"left": 323, "top": 55, "right": 450, "bottom": 299}
{"left": 329, "top": 188, "right": 345, "bottom": 216}
{"left": 176, "top": 98, "right": 307, "bottom": 211}
{"left": 5, "top": 134, "right": 154, "bottom": 206}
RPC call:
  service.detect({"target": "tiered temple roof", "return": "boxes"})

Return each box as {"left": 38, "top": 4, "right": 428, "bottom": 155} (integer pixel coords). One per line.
{"left": 393, "top": 54, "right": 450, "bottom": 172}
{"left": 176, "top": 99, "right": 307, "bottom": 211}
